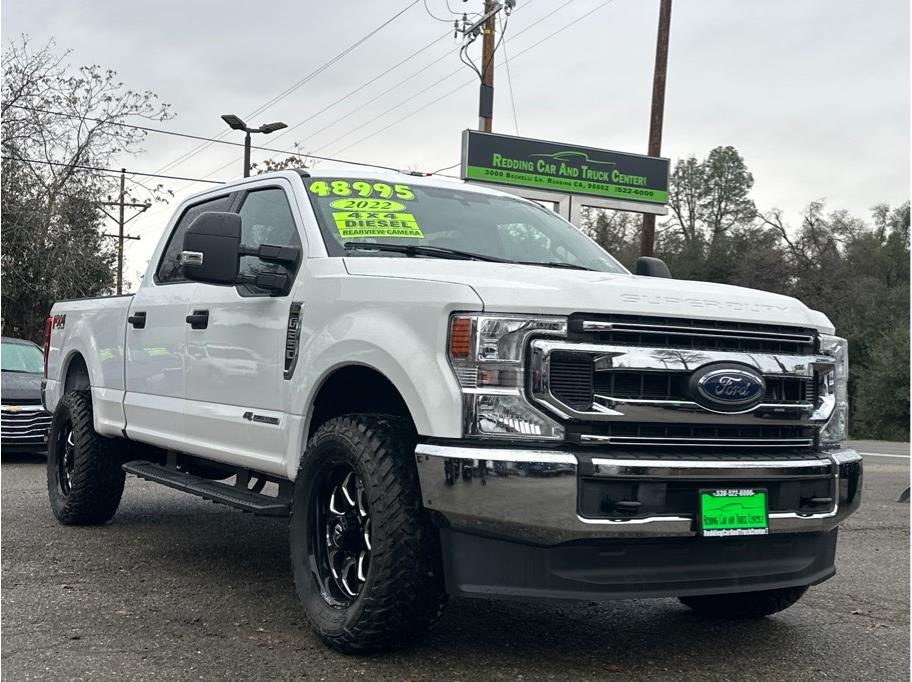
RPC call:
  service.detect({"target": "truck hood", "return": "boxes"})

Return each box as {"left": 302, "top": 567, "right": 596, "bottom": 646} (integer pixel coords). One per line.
{"left": 343, "top": 258, "right": 834, "bottom": 332}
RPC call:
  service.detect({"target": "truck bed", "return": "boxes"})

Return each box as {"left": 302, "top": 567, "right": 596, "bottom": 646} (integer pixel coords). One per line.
{"left": 44, "top": 294, "right": 134, "bottom": 434}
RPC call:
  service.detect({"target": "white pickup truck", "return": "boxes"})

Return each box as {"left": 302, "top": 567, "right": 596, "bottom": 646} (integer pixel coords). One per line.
{"left": 42, "top": 169, "right": 862, "bottom": 652}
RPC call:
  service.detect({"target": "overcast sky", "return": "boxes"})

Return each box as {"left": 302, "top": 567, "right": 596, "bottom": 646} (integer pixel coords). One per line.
{"left": 3, "top": 0, "right": 909, "bottom": 285}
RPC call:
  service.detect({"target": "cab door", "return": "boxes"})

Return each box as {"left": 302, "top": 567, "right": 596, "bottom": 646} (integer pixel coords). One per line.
{"left": 181, "top": 180, "right": 305, "bottom": 474}
{"left": 123, "top": 193, "right": 233, "bottom": 448}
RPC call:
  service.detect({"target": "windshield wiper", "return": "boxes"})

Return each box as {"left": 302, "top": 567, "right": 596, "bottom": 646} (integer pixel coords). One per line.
{"left": 516, "top": 261, "right": 594, "bottom": 271}
{"left": 343, "top": 242, "right": 513, "bottom": 263}
{"left": 343, "top": 242, "right": 594, "bottom": 271}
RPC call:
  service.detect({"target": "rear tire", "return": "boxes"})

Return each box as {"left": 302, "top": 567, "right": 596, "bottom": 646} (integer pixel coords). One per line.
{"left": 47, "top": 391, "right": 125, "bottom": 525}
{"left": 679, "top": 585, "right": 809, "bottom": 618}
{"left": 290, "top": 415, "right": 447, "bottom": 653}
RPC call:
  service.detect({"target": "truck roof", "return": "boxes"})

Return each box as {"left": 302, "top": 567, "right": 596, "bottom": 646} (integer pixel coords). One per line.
{"left": 182, "top": 167, "right": 515, "bottom": 204}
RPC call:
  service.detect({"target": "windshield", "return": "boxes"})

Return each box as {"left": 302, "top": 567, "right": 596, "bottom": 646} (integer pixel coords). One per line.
{"left": 1, "top": 341, "right": 44, "bottom": 373}
{"left": 304, "top": 177, "right": 627, "bottom": 273}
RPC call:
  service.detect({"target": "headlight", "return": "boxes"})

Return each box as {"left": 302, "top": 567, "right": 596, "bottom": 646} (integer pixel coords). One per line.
{"left": 448, "top": 314, "right": 567, "bottom": 441}
{"left": 818, "top": 334, "right": 849, "bottom": 447}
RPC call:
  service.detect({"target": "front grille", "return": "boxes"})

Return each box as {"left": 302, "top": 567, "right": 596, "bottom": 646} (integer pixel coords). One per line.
{"left": 567, "top": 423, "right": 816, "bottom": 448}
{"left": 1, "top": 407, "right": 52, "bottom": 444}
{"left": 550, "top": 357, "right": 817, "bottom": 408}
{"left": 531, "top": 314, "right": 827, "bottom": 453}
{"left": 569, "top": 314, "right": 817, "bottom": 355}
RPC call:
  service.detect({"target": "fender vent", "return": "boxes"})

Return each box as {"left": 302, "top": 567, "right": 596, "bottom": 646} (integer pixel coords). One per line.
{"left": 284, "top": 302, "right": 302, "bottom": 380}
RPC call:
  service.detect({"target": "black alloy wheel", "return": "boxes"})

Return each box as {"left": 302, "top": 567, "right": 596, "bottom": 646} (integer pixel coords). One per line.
{"left": 56, "top": 423, "right": 76, "bottom": 496}
{"left": 311, "top": 465, "right": 373, "bottom": 607}
{"left": 290, "top": 415, "right": 447, "bottom": 653}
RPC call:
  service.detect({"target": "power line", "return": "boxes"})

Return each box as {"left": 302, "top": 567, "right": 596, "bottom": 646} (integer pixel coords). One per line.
{"left": 423, "top": 0, "right": 456, "bottom": 22}
{"left": 432, "top": 160, "right": 462, "bottom": 173}
{"left": 8, "top": 0, "right": 602, "bottom": 204}
{"left": 6, "top": 104, "right": 249, "bottom": 149}
{"left": 245, "top": 0, "right": 421, "bottom": 124}
{"left": 4, "top": 103, "right": 420, "bottom": 176}
{"left": 182, "top": 45, "right": 468, "bottom": 184}
{"left": 1, "top": 154, "right": 227, "bottom": 184}
{"left": 296, "top": 47, "right": 458, "bottom": 149}
{"left": 151, "top": 0, "right": 422, "bottom": 176}
{"left": 196, "top": 0, "right": 544, "bottom": 180}
{"left": 198, "top": 11, "right": 485, "bottom": 174}
{"left": 252, "top": 27, "right": 454, "bottom": 149}
{"left": 314, "top": 0, "right": 561, "bottom": 154}
{"left": 329, "top": 0, "right": 616, "bottom": 156}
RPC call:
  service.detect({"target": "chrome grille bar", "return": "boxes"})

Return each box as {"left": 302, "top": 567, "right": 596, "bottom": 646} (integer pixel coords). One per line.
{"left": 581, "top": 320, "right": 816, "bottom": 344}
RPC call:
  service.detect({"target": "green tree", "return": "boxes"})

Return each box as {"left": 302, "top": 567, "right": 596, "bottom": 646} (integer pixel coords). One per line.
{"left": 665, "top": 146, "right": 755, "bottom": 254}
{"left": 854, "top": 324, "right": 910, "bottom": 440}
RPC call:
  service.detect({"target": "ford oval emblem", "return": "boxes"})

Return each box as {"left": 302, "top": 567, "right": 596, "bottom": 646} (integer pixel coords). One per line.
{"left": 694, "top": 367, "right": 766, "bottom": 410}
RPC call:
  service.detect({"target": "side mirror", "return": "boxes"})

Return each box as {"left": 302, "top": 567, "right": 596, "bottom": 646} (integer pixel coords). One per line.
{"left": 181, "top": 212, "right": 241, "bottom": 285}
{"left": 635, "top": 256, "right": 672, "bottom": 278}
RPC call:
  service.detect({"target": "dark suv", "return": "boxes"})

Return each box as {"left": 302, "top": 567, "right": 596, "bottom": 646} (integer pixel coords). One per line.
{"left": 1, "top": 337, "right": 52, "bottom": 454}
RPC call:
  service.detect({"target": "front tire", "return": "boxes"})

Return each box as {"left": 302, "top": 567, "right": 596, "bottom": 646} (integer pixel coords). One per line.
{"left": 679, "top": 585, "right": 809, "bottom": 618}
{"left": 47, "top": 391, "right": 125, "bottom": 525}
{"left": 290, "top": 415, "right": 447, "bottom": 653}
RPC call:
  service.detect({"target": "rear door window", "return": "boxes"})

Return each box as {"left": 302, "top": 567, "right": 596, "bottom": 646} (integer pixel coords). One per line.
{"left": 236, "top": 187, "right": 302, "bottom": 296}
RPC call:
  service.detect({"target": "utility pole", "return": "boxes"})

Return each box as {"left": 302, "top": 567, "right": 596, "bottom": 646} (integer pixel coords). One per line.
{"left": 117, "top": 168, "right": 126, "bottom": 295}
{"left": 479, "top": 0, "right": 497, "bottom": 132}
{"left": 96, "top": 168, "right": 149, "bottom": 295}
{"left": 458, "top": 1, "right": 513, "bottom": 132}
{"left": 640, "top": 0, "right": 672, "bottom": 258}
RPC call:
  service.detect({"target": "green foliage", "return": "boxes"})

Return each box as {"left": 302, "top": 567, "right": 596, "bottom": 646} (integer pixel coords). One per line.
{"left": 1, "top": 158, "right": 116, "bottom": 341}
{"left": 854, "top": 324, "right": 910, "bottom": 441}
{"left": 583, "top": 146, "right": 910, "bottom": 441}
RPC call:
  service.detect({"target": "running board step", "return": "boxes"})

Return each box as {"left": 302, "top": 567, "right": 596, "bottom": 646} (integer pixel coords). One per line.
{"left": 122, "top": 460, "right": 291, "bottom": 517}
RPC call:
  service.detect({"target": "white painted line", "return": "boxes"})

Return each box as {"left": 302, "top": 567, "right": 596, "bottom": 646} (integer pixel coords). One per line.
{"left": 858, "top": 452, "right": 910, "bottom": 460}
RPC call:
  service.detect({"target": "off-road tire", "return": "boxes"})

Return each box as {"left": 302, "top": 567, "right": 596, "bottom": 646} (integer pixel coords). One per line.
{"left": 47, "top": 391, "right": 125, "bottom": 525}
{"left": 290, "top": 415, "right": 447, "bottom": 653}
{"left": 679, "top": 585, "right": 809, "bottom": 618}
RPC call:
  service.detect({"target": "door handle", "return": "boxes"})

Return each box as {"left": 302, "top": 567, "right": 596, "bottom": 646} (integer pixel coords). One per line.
{"left": 128, "top": 312, "right": 146, "bottom": 329}
{"left": 186, "top": 309, "right": 209, "bottom": 330}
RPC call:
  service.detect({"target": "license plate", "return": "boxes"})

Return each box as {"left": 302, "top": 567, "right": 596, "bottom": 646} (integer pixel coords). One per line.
{"left": 699, "top": 489, "right": 768, "bottom": 537}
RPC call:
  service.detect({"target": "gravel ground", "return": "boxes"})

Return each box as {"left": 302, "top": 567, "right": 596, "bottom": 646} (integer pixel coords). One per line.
{"left": 2, "top": 440, "right": 908, "bottom": 681}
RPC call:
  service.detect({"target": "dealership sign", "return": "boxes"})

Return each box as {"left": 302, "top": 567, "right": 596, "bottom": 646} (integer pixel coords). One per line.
{"left": 461, "top": 130, "right": 669, "bottom": 206}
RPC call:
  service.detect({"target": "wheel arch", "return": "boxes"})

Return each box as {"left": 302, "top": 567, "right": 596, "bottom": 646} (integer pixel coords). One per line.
{"left": 288, "top": 350, "right": 455, "bottom": 482}
{"left": 62, "top": 351, "right": 91, "bottom": 394}
{"left": 305, "top": 362, "right": 415, "bottom": 438}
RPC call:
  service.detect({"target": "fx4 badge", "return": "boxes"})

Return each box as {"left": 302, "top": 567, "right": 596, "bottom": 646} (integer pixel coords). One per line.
{"left": 242, "top": 411, "right": 280, "bottom": 426}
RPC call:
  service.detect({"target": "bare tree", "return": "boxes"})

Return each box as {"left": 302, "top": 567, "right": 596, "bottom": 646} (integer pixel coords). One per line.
{"left": 1, "top": 36, "right": 174, "bottom": 339}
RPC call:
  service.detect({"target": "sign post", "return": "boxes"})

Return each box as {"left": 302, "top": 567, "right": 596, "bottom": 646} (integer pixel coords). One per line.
{"left": 460, "top": 130, "right": 669, "bottom": 224}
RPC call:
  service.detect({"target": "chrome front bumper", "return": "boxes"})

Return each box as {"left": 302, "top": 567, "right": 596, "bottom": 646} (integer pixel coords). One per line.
{"left": 414, "top": 444, "right": 863, "bottom": 544}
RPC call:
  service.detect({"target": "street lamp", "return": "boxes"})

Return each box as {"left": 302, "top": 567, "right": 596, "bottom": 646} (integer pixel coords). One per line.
{"left": 221, "top": 114, "right": 288, "bottom": 178}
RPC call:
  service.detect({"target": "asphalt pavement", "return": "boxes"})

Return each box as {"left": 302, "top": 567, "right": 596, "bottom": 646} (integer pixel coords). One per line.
{"left": 2, "top": 440, "right": 908, "bottom": 681}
